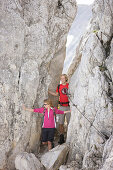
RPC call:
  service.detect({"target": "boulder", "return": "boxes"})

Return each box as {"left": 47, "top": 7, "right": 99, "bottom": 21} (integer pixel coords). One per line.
{"left": 59, "top": 160, "right": 80, "bottom": 170}
{"left": 15, "top": 152, "right": 44, "bottom": 170}
{"left": 100, "top": 135, "right": 113, "bottom": 170}
{"left": 40, "top": 144, "right": 69, "bottom": 170}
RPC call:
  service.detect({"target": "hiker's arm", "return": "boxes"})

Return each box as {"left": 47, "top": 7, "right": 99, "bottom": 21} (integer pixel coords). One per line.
{"left": 55, "top": 108, "right": 71, "bottom": 114}
{"left": 55, "top": 108, "right": 64, "bottom": 114}
{"left": 48, "top": 90, "right": 58, "bottom": 97}
{"left": 34, "top": 108, "right": 44, "bottom": 113}
{"left": 64, "top": 110, "right": 71, "bottom": 114}
{"left": 22, "top": 105, "right": 34, "bottom": 112}
{"left": 23, "top": 105, "right": 44, "bottom": 113}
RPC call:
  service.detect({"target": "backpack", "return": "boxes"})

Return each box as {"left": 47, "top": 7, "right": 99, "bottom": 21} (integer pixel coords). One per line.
{"left": 41, "top": 107, "right": 56, "bottom": 127}
{"left": 58, "top": 84, "right": 60, "bottom": 94}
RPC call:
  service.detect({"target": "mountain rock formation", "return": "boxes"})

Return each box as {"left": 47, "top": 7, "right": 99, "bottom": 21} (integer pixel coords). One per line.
{"left": 1, "top": 0, "right": 113, "bottom": 169}
{"left": 67, "top": 0, "right": 113, "bottom": 169}
{"left": 0, "top": 0, "right": 76, "bottom": 169}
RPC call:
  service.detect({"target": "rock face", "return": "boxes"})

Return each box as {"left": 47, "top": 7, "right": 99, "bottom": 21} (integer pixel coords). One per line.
{"left": 15, "top": 144, "right": 69, "bottom": 170}
{"left": 15, "top": 152, "right": 44, "bottom": 170}
{"left": 63, "top": 2, "right": 93, "bottom": 73}
{"left": 67, "top": 0, "right": 113, "bottom": 169}
{"left": 0, "top": 0, "right": 76, "bottom": 169}
{"left": 100, "top": 135, "right": 113, "bottom": 170}
{"left": 59, "top": 160, "right": 81, "bottom": 170}
{"left": 40, "top": 144, "right": 69, "bottom": 170}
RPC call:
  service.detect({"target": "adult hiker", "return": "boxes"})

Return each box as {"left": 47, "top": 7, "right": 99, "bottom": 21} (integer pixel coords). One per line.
{"left": 22, "top": 98, "right": 70, "bottom": 151}
{"left": 48, "top": 74, "right": 71, "bottom": 144}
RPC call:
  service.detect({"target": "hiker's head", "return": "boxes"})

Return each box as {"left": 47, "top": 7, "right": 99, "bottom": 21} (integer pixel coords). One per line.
{"left": 43, "top": 99, "right": 53, "bottom": 108}
{"left": 60, "top": 74, "right": 68, "bottom": 84}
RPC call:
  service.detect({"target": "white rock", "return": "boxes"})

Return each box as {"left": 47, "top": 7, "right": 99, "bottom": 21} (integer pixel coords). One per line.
{"left": 100, "top": 135, "right": 113, "bottom": 170}
{"left": 0, "top": 0, "right": 76, "bottom": 169}
{"left": 67, "top": 0, "right": 113, "bottom": 169}
{"left": 41, "top": 144, "right": 69, "bottom": 170}
{"left": 15, "top": 152, "right": 44, "bottom": 170}
{"left": 59, "top": 160, "right": 80, "bottom": 170}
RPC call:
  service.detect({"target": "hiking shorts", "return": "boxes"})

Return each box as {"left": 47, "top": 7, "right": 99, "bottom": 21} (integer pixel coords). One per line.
{"left": 58, "top": 106, "right": 71, "bottom": 125}
{"left": 42, "top": 128, "right": 55, "bottom": 142}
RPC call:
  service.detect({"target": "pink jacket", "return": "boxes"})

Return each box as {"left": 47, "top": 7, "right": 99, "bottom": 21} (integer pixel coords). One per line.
{"left": 34, "top": 107, "right": 64, "bottom": 128}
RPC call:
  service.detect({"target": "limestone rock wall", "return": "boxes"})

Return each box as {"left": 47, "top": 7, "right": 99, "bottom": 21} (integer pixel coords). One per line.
{"left": 0, "top": 0, "right": 77, "bottom": 169}
{"left": 67, "top": 0, "right": 113, "bottom": 169}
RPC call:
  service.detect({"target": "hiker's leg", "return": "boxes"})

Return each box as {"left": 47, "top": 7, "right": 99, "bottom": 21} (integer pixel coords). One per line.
{"left": 58, "top": 113, "right": 65, "bottom": 134}
{"left": 59, "top": 124, "right": 64, "bottom": 134}
{"left": 65, "top": 106, "right": 71, "bottom": 125}
{"left": 47, "top": 128, "right": 55, "bottom": 150}
{"left": 58, "top": 113, "right": 65, "bottom": 144}
{"left": 42, "top": 142, "right": 48, "bottom": 145}
{"left": 48, "top": 141, "right": 52, "bottom": 150}
{"left": 41, "top": 128, "right": 48, "bottom": 144}
{"left": 58, "top": 106, "right": 70, "bottom": 144}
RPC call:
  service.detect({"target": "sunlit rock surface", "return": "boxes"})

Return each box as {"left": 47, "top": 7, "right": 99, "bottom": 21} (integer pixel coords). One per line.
{"left": 0, "top": 0, "right": 76, "bottom": 169}
{"left": 100, "top": 135, "right": 113, "bottom": 170}
{"left": 67, "top": 0, "right": 113, "bottom": 169}
{"left": 40, "top": 144, "right": 69, "bottom": 170}
{"left": 15, "top": 152, "right": 44, "bottom": 170}
{"left": 63, "top": 1, "right": 93, "bottom": 73}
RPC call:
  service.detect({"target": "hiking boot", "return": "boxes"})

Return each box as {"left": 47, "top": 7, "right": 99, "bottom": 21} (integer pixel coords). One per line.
{"left": 58, "top": 134, "right": 65, "bottom": 144}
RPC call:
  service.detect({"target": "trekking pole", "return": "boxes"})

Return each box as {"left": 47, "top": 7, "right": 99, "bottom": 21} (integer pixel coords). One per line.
{"left": 67, "top": 92, "right": 109, "bottom": 141}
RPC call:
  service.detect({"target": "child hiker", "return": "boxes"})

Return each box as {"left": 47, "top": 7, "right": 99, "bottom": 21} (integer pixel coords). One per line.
{"left": 23, "top": 98, "right": 70, "bottom": 151}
